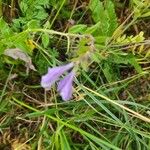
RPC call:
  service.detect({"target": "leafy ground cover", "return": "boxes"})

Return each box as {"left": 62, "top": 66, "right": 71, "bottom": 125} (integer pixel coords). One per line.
{"left": 0, "top": 0, "right": 150, "bottom": 149}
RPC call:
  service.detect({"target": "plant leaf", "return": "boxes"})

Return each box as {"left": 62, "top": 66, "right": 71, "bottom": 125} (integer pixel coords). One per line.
{"left": 4, "top": 48, "right": 36, "bottom": 71}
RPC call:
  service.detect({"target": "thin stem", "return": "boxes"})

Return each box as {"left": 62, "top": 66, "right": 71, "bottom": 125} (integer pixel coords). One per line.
{"left": 30, "top": 28, "right": 85, "bottom": 38}
{"left": 37, "top": 90, "right": 48, "bottom": 150}
{"left": 49, "top": 0, "right": 66, "bottom": 29}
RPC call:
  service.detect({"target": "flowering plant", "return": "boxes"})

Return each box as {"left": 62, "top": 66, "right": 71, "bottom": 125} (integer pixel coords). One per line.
{"left": 41, "top": 62, "right": 75, "bottom": 101}
{"left": 41, "top": 35, "right": 95, "bottom": 101}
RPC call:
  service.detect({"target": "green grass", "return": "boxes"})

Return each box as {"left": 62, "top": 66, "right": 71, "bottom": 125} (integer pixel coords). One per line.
{"left": 0, "top": 0, "right": 150, "bottom": 149}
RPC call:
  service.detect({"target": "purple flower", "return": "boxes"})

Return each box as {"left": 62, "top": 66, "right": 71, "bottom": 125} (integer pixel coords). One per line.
{"left": 58, "top": 71, "right": 75, "bottom": 101}
{"left": 41, "top": 63, "right": 74, "bottom": 90}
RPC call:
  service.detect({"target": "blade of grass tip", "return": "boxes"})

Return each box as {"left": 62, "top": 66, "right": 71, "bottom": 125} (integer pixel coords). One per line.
{"left": 49, "top": 0, "right": 66, "bottom": 28}
{"left": 82, "top": 86, "right": 150, "bottom": 123}
{"left": 83, "top": 135, "right": 109, "bottom": 150}
{"left": 12, "top": 97, "right": 121, "bottom": 150}
{"left": 60, "top": 130, "right": 71, "bottom": 150}
{"left": 54, "top": 124, "right": 65, "bottom": 150}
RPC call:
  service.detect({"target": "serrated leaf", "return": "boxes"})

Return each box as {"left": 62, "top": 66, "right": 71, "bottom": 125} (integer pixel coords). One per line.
{"left": 103, "top": 62, "right": 118, "bottom": 82}
{"left": 27, "top": 20, "right": 40, "bottom": 29}
{"left": 89, "top": 0, "right": 118, "bottom": 36}
{"left": 11, "top": 32, "right": 33, "bottom": 54}
{"left": 109, "top": 54, "right": 129, "bottom": 65}
{"left": 36, "top": 53, "right": 50, "bottom": 74}
{"left": 105, "top": 0, "right": 118, "bottom": 36}
{"left": 42, "top": 33, "right": 49, "bottom": 48}
{"left": 20, "top": 1, "right": 28, "bottom": 14}
{"left": 35, "top": 9, "right": 48, "bottom": 20}
{"left": 38, "top": 0, "right": 50, "bottom": 5}
{"left": 89, "top": 0, "right": 104, "bottom": 23}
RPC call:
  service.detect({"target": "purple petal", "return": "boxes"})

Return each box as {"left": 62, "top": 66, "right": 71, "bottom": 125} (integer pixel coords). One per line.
{"left": 41, "top": 63, "right": 74, "bottom": 90}
{"left": 58, "top": 71, "right": 75, "bottom": 101}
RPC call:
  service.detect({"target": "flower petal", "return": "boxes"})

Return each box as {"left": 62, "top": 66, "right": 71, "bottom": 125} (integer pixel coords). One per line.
{"left": 41, "top": 62, "right": 74, "bottom": 90}
{"left": 58, "top": 71, "right": 75, "bottom": 101}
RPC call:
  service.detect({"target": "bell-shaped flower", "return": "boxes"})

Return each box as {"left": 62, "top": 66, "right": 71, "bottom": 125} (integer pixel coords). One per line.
{"left": 58, "top": 71, "right": 75, "bottom": 101}
{"left": 41, "top": 62, "right": 74, "bottom": 90}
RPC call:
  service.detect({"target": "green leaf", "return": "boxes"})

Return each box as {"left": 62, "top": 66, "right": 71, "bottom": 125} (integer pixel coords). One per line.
{"left": 0, "top": 17, "right": 8, "bottom": 29}
{"left": 27, "top": 20, "right": 40, "bottom": 29}
{"left": 89, "top": 0, "right": 118, "bottom": 36}
{"left": 103, "top": 62, "right": 118, "bottom": 82}
{"left": 38, "top": 0, "right": 50, "bottom": 5}
{"left": 129, "top": 57, "right": 143, "bottom": 73}
{"left": 91, "top": 52, "right": 101, "bottom": 63}
{"left": 68, "top": 24, "right": 87, "bottom": 33}
{"left": 105, "top": 0, "right": 118, "bottom": 36}
{"left": 85, "top": 22, "right": 101, "bottom": 34}
{"left": 0, "top": 18, "right": 13, "bottom": 38}
{"left": 0, "top": 43, "right": 6, "bottom": 55}
{"left": 42, "top": 33, "right": 50, "bottom": 48}
{"left": 95, "top": 36, "right": 108, "bottom": 44}
{"left": 108, "top": 54, "right": 129, "bottom": 65}
{"left": 89, "top": 0, "right": 104, "bottom": 23}
{"left": 35, "top": 9, "right": 48, "bottom": 20}
{"left": 20, "top": 1, "right": 28, "bottom": 14}
{"left": 60, "top": 130, "right": 71, "bottom": 150}
{"left": 36, "top": 53, "right": 50, "bottom": 74}
{"left": 12, "top": 32, "right": 33, "bottom": 54}
{"left": 141, "top": 11, "right": 150, "bottom": 17}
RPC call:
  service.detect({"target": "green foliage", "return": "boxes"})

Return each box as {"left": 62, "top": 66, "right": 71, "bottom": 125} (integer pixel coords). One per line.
{"left": 35, "top": 53, "right": 50, "bottom": 74}
{"left": 116, "top": 31, "right": 145, "bottom": 44}
{"left": 108, "top": 53, "right": 143, "bottom": 73}
{"left": 60, "top": 130, "right": 71, "bottom": 150}
{"left": 12, "top": 0, "right": 49, "bottom": 30}
{"left": 0, "top": 17, "right": 35, "bottom": 55}
{"left": 130, "top": 0, "right": 150, "bottom": 18}
{"left": 69, "top": 0, "right": 118, "bottom": 49}
{"left": 0, "top": 18, "right": 13, "bottom": 54}
{"left": 116, "top": 31, "right": 149, "bottom": 57}
{"left": 41, "top": 33, "right": 50, "bottom": 48}
{"left": 89, "top": 0, "right": 118, "bottom": 36}
{"left": 0, "top": 0, "right": 150, "bottom": 150}
{"left": 68, "top": 24, "right": 87, "bottom": 34}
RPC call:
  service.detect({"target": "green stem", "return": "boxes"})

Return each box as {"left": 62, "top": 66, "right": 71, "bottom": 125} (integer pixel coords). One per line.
{"left": 0, "top": 0, "right": 3, "bottom": 17}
